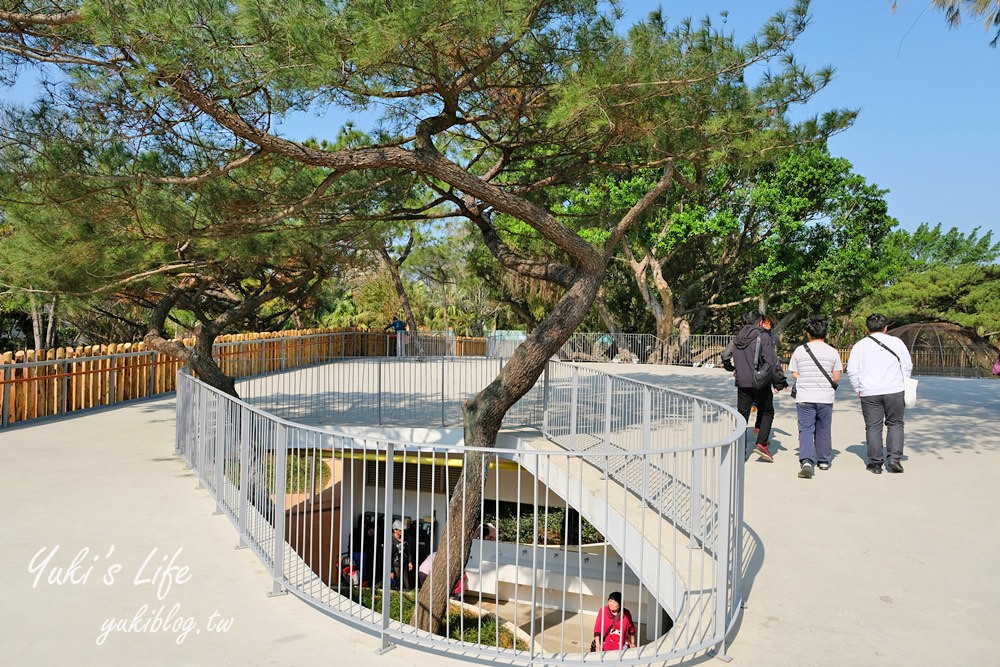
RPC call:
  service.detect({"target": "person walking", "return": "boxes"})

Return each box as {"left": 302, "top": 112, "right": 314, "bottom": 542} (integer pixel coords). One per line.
{"left": 753, "top": 315, "right": 776, "bottom": 436}
{"left": 722, "top": 310, "right": 788, "bottom": 462}
{"left": 846, "top": 314, "right": 913, "bottom": 474}
{"left": 788, "top": 316, "right": 842, "bottom": 479}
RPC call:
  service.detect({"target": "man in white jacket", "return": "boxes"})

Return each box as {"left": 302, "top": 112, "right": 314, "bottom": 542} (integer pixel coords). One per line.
{"left": 846, "top": 314, "right": 914, "bottom": 474}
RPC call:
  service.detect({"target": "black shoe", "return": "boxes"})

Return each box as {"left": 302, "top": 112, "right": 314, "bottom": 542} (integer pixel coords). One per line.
{"left": 798, "top": 462, "right": 814, "bottom": 479}
{"left": 886, "top": 461, "right": 904, "bottom": 473}
{"left": 866, "top": 463, "right": 882, "bottom": 475}
{"left": 817, "top": 461, "right": 831, "bottom": 471}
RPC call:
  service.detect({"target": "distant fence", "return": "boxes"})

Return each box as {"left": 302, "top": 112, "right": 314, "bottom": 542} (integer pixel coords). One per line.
{"left": 560, "top": 332, "right": 998, "bottom": 378}
{"left": 558, "top": 333, "right": 732, "bottom": 365}
{"left": 0, "top": 329, "right": 487, "bottom": 428}
{"left": 4, "top": 326, "right": 993, "bottom": 428}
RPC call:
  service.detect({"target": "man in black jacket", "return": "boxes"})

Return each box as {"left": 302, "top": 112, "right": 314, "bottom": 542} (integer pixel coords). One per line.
{"left": 722, "top": 310, "right": 788, "bottom": 461}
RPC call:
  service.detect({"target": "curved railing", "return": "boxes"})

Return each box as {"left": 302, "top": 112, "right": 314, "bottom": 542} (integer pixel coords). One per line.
{"left": 175, "top": 355, "right": 745, "bottom": 665}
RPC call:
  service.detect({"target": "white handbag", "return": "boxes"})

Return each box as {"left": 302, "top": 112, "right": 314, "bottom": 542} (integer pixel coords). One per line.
{"left": 903, "top": 377, "right": 918, "bottom": 408}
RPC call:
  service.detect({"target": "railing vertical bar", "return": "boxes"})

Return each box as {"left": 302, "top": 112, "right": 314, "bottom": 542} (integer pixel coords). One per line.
{"left": 238, "top": 404, "right": 250, "bottom": 548}
{"left": 603, "top": 374, "right": 613, "bottom": 448}
{"left": 213, "top": 396, "right": 225, "bottom": 511}
{"left": 713, "top": 441, "right": 734, "bottom": 662}
{"left": 569, "top": 367, "right": 579, "bottom": 451}
{"left": 528, "top": 454, "right": 539, "bottom": 661}
{"left": 541, "top": 363, "right": 551, "bottom": 437}
{"left": 690, "top": 403, "right": 704, "bottom": 548}
{"left": 270, "top": 423, "right": 288, "bottom": 597}
{"left": 379, "top": 440, "right": 396, "bottom": 653}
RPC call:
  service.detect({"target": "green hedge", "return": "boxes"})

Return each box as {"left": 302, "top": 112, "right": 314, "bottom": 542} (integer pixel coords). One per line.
{"left": 226, "top": 452, "right": 332, "bottom": 494}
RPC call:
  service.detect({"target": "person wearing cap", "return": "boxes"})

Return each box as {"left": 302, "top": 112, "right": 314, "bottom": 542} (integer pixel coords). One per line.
{"left": 592, "top": 591, "right": 636, "bottom": 652}
{"left": 389, "top": 519, "right": 415, "bottom": 589}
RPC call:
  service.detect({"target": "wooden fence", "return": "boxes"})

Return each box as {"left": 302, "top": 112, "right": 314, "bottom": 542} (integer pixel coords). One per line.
{"left": 0, "top": 329, "right": 487, "bottom": 428}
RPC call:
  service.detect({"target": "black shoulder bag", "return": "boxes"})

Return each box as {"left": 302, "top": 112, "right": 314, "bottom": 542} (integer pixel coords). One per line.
{"left": 590, "top": 615, "right": 615, "bottom": 652}
{"left": 791, "top": 344, "right": 838, "bottom": 398}
{"left": 751, "top": 336, "right": 774, "bottom": 390}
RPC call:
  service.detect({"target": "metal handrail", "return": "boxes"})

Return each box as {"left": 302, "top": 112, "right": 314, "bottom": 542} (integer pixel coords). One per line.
{"left": 175, "top": 354, "right": 746, "bottom": 665}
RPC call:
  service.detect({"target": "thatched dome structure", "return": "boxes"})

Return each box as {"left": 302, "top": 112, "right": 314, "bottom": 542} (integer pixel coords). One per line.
{"left": 890, "top": 322, "right": 999, "bottom": 378}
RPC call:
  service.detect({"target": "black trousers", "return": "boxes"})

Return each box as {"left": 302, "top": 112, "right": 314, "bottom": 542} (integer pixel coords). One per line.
{"left": 737, "top": 386, "right": 774, "bottom": 446}
{"left": 860, "top": 392, "right": 905, "bottom": 465}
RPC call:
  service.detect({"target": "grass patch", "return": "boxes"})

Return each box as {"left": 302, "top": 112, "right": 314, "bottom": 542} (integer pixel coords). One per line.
{"left": 225, "top": 451, "right": 332, "bottom": 494}
{"left": 344, "top": 588, "right": 526, "bottom": 649}
{"left": 445, "top": 609, "right": 527, "bottom": 650}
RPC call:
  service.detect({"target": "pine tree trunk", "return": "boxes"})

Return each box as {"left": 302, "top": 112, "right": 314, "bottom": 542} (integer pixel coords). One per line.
{"left": 44, "top": 297, "right": 58, "bottom": 348}
{"left": 411, "top": 272, "right": 603, "bottom": 632}
{"left": 189, "top": 331, "right": 238, "bottom": 398}
{"left": 29, "top": 293, "right": 43, "bottom": 350}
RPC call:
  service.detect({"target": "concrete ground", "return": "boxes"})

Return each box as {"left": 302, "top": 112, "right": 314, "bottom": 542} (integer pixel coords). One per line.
{"left": 1, "top": 364, "right": 998, "bottom": 666}
{"left": 593, "top": 364, "right": 1000, "bottom": 667}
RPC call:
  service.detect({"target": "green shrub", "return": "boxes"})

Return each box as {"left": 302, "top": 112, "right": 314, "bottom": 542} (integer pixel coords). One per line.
{"left": 344, "top": 588, "right": 525, "bottom": 649}
{"left": 445, "top": 610, "right": 527, "bottom": 650}
{"left": 490, "top": 505, "right": 604, "bottom": 545}
{"left": 344, "top": 587, "right": 415, "bottom": 623}
{"left": 282, "top": 453, "right": 332, "bottom": 493}
{"left": 225, "top": 452, "right": 332, "bottom": 494}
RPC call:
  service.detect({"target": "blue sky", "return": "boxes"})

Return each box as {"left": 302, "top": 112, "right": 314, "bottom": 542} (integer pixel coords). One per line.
{"left": 2, "top": 1, "right": 995, "bottom": 238}
{"left": 623, "top": 0, "right": 998, "bottom": 238}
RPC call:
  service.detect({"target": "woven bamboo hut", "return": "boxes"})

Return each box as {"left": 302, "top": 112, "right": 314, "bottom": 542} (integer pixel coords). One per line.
{"left": 890, "top": 322, "right": 999, "bottom": 378}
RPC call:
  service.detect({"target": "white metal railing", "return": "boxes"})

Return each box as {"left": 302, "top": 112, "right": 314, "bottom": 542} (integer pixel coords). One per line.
{"left": 176, "top": 352, "right": 746, "bottom": 665}
{"left": 0, "top": 330, "right": 486, "bottom": 428}
{"left": 558, "top": 333, "right": 734, "bottom": 366}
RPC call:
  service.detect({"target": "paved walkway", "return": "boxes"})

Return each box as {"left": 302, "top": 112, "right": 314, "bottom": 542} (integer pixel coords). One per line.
{"left": 1, "top": 365, "right": 998, "bottom": 666}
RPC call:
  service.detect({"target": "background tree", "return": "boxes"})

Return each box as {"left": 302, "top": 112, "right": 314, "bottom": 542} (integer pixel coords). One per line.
{"left": 844, "top": 264, "right": 1000, "bottom": 343}
{"left": 0, "top": 106, "right": 361, "bottom": 394}
{"left": 409, "top": 224, "right": 496, "bottom": 336}
{"left": 606, "top": 143, "right": 894, "bottom": 346}
{"left": 835, "top": 223, "right": 1000, "bottom": 345}
{"left": 738, "top": 146, "right": 896, "bottom": 337}
{"left": 883, "top": 222, "right": 998, "bottom": 271}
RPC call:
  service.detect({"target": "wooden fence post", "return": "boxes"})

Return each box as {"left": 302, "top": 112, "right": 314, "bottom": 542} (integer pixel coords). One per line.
{"left": 1, "top": 351, "right": 11, "bottom": 427}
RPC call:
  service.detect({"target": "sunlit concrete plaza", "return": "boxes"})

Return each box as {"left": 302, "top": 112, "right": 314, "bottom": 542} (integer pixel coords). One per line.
{"left": 1, "top": 362, "right": 997, "bottom": 667}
